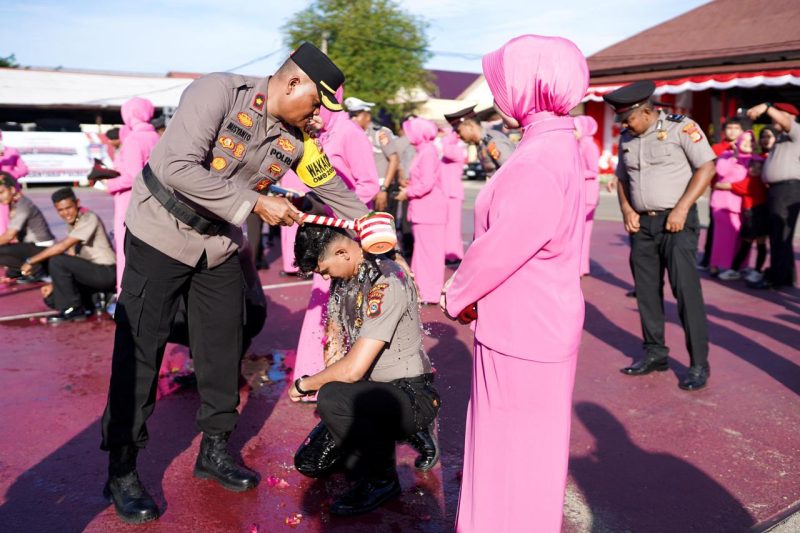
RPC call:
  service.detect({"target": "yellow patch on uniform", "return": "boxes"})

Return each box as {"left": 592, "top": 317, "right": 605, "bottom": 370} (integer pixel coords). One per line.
{"left": 277, "top": 137, "right": 296, "bottom": 153}
{"left": 233, "top": 143, "right": 246, "bottom": 158}
{"left": 488, "top": 141, "right": 500, "bottom": 160}
{"left": 356, "top": 292, "right": 363, "bottom": 307}
{"left": 254, "top": 178, "right": 271, "bottom": 192}
{"left": 682, "top": 123, "right": 703, "bottom": 144}
{"left": 253, "top": 93, "right": 265, "bottom": 111}
{"left": 237, "top": 112, "right": 254, "bottom": 128}
{"left": 269, "top": 163, "right": 282, "bottom": 176}
{"left": 218, "top": 136, "right": 235, "bottom": 150}
{"left": 297, "top": 132, "right": 335, "bottom": 188}
{"left": 211, "top": 157, "right": 227, "bottom": 171}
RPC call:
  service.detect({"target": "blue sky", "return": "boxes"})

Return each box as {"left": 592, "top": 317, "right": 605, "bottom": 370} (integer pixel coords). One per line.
{"left": 1, "top": 0, "right": 708, "bottom": 75}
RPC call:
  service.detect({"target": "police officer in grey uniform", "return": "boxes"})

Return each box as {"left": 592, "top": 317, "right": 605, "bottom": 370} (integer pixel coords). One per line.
{"left": 289, "top": 225, "right": 440, "bottom": 515}
{"left": 343, "top": 96, "right": 400, "bottom": 213}
{"left": 100, "top": 42, "right": 368, "bottom": 524}
{"left": 444, "top": 104, "right": 515, "bottom": 175}
{"left": 605, "top": 80, "right": 716, "bottom": 391}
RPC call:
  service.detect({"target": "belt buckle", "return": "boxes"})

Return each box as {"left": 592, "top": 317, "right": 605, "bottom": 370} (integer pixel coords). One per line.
{"left": 645, "top": 210, "right": 658, "bottom": 216}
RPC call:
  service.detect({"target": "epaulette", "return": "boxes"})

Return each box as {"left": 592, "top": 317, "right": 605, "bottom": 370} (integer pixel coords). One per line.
{"left": 666, "top": 113, "right": 686, "bottom": 122}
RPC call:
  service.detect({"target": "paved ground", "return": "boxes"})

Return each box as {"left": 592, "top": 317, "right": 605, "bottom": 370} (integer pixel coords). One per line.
{"left": 0, "top": 185, "right": 798, "bottom": 532}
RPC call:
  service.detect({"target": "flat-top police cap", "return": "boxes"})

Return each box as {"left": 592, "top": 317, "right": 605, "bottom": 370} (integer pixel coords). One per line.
{"left": 444, "top": 105, "right": 478, "bottom": 128}
{"left": 291, "top": 42, "right": 345, "bottom": 112}
{"left": 603, "top": 80, "right": 656, "bottom": 120}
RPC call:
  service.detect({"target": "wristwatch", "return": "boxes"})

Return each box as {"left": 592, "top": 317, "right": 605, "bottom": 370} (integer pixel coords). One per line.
{"left": 379, "top": 185, "right": 388, "bottom": 193}
{"left": 294, "top": 375, "right": 313, "bottom": 396}
{"left": 764, "top": 102, "right": 772, "bottom": 113}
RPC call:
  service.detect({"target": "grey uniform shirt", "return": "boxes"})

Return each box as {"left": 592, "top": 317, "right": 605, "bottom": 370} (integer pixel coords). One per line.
{"left": 126, "top": 73, "right": 367, "bottom": 268}
{"left": 367, "top": 123, "right": 397, "bottom": 182}
{"left": 8, "top": 195, "right": 54, "bottom": 245}
{"left": 615, "top": 111, "right": 716, "bottom": 212}
{"left": 480, "top": 128, "right": 515, "bottom": 172}
{"left": 394, "top": 136, "right": 417, "bottom": 182}
{"left": 68, "top": 210, "right": 116, "bottom": 266}
{"left": 763, "top": 121, "right": 800, "bottom": 184}
{"left": 329, "top": 257, "right": 432, "bottom": 383}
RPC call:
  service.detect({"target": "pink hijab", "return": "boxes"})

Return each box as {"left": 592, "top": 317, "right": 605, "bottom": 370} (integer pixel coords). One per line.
{"left": 319, "top": 86, "right": 345, "bottom": 133}
{"left": 482, "top": 34, "right": 589, "bottom": 128}
{"left": 120, "top": 97, "right": 156, "bottom": 141}
{"left": 402, "top": 117, "right": 438, "bottom": 146}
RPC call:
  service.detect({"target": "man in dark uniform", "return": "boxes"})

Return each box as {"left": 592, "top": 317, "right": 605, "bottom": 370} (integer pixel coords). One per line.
{"left": 444, "top": 104, "right": 515, "bottom": 175}
{"left": 605, "top": 80, "right": 716, "bottom": 392}
{"left": 100, "top": 43, "right": 368, "bottom": 524}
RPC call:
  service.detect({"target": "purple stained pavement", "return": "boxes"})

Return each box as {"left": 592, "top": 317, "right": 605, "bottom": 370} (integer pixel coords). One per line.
{"left": 0, "top": 187, "right": 798, "bottom": 532}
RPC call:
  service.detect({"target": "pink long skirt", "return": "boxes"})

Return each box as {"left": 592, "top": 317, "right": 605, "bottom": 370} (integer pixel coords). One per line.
{"left": 291, "top": 274, "right": 331, "bottom": 381}
{"left": 580, "top": 205, "right": 596, "bottom": 276}
{"left": 281, "top": 224, "right": 299, "bottom": 274}
{"left": 709, "top": 208, "right": 741, "bottom": 270}
{"left": 0, "top": 203, "right": 8, "bottom": 234}
{"left": 456, "top": 342, "right": 578, "bottom": 533}
{"left": 112, "top": 191, "right": 131, "bottom": 294}
{"left": 411, "top": 223, "right": 446, "bottom": 304}
{"left": 445, "top": 197, "right": 464, "bottom": 262}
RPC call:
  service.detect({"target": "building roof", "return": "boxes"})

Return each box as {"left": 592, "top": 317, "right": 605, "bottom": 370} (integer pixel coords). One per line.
{"left": 428, "top": 69, "right": 481, "bottom": 100}
{"left": 588, "top": 0, "right": 800, "bottom": 76}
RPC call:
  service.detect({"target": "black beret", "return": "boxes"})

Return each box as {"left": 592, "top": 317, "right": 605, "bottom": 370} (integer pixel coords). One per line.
{"left": 291, "top": 42, "right": 345, "bottom": 112}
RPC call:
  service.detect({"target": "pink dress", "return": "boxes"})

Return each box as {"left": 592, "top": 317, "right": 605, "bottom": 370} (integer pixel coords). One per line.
{"left": 441, "top": 131, "right": 468, "bottom": 262}
{"left": 710, "top": 150, "right": 748, "bottom": 270}
{"left": 575, "top": 116, "right": 600, "bottom": 276}
{"left": 278, "top": 170, "right": 310, "bottom": 274}
{"left": 0, "top": 144, "right": 29, "bottom": 234}
{"left": 444, "top": 35, "right": 589, "bottom": 533}
{"left": 105, "top": 97, "right": 160, "bottom": 293}
{"left": 292, "top": 96, "right": 378, "bottom": 381}
{"left": 404, "top": 117, "right": 447, "bottom": 303}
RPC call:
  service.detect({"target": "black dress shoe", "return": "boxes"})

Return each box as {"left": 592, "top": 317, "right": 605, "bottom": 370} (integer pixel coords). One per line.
{"left": 294, "top": 422, "right": 342, "bottom": 478}
{"left": 679, "top": 365, "right": 710, "bottom": 391}
{"left": 46, "top": 306, "right": 88, "bottom": 324}
{"left": 330, "top": 474, "right": 401, "bottom": 516}
{"left": 405, "top": 422, "right": 440, "bottom": 471}
{"left": 620, "top": 357, "right": 669, "bottom": 376}
{"left": 104, "top": 471, "right": 160, "bottom": 524}
{"left": 194, "top": 432, "right": 259, "bottom": 491}
{"left": 747, "top": 278, "right": 772, "bottom": 290}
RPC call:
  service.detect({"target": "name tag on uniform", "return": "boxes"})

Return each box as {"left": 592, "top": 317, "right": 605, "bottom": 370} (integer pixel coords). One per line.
{"left": 296, "top": 133, "right": 335, "bottom": 187}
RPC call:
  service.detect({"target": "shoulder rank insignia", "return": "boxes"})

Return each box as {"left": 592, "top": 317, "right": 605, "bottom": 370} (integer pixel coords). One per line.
{"left": 237, "top": 112, "right": 254, "bottom": 128}
{"left": 666, "top": 113, "right": 686, "bottom": 122}
{"left": 682, "top": 123, "right": 703, "bottom": 143}
{"left": 252, "top": 93, "right": 265, "bottom": 111}
{"left": 211, "top": 157, "right": 227, "bottom": 171}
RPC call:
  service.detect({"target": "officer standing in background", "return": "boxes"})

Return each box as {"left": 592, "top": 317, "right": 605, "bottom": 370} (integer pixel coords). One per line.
{"left": 444, "top": 104, "right": 515, "bottom": 175}
{"left": 605, "top": 80, "right": 716, "bottom": 391}
{"left": 100, "top": 43, "right": 368, "bottom": 524}
{"left": 343, "top": 96, "right": 400, "bottom": 213}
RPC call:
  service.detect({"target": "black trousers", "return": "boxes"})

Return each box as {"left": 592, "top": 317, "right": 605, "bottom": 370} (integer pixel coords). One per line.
{"left": 0, "top": 242, "right": 48, "bottom": 277}
{"left": 630, "top": 207, "right": 709, "bottom": 366}
{"left": 50, "top": 255, "right": 115, "bottom": 311}
{"left": 245, "top": 213, "right": 263, "bottom": 268}
{"left": 315, "top": 377, "right": 439, "bottom": 480}
{"left": 766, "top": 180, "right": 800, "bottom": 287}
{"left": 101, "top": 232, "right": 244, "bottom": 450}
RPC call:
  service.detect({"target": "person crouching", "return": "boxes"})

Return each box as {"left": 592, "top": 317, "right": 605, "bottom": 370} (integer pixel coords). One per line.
{"left": 289, "top": 225, "right": 440, "bottom": 516}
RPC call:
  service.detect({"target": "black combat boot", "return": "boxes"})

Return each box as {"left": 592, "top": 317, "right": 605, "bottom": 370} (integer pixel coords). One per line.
{"left": 193, "top": 432, "right": 259, "bottom": 491}
{"left": 330, "top": 468, "right": 401, "bottom": 516}
{"left": 405, "top": 421, "right": 440, "bottom": 471}
{"left": 103, "top": 446, "right": 160, "bottom": 524}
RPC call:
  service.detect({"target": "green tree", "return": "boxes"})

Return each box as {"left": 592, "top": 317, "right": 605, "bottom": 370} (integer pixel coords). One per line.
{"left": 0, "top": 54, "right": 19, "bottom": 68}
{"left": 282, "top": 0, "right": 432, "bottom": 127}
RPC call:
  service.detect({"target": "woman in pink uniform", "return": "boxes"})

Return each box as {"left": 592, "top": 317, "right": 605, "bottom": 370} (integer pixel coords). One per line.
{"left": 105, "top": 97, "right": 160, "bottom": 293}
{"left": 0, "top": 130, "right": 29, "bottom": 234}
{"left": 575, "top": 115, "right": 600, "bottom": 276}
{"left": 709, "top": 130, "right": 753, "bottom": 274}
{"left": 441, "top": 35, "right": 589, "bottom": 533}
{"left": 441, "top": 129, "right": 468, "bottom": 263}
{"left": 395, "top": 117, "right": 446, "bottom": 303}
{"left": 292, "top": 88, "right": 379, "bottom": 382}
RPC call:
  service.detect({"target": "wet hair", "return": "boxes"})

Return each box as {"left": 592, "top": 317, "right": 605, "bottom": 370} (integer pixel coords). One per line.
{"left": 294, "top": 225, "right": 350, "bottom": 274}
{"left": 724, "top": 117, "right": 743, "bottom": 128}
{"left": 105, "top": 127, "right": 120, "bottom": 141}
{"left": 0, "top": 171, "right": 16, "bottom": 190}
{"left": 51, "top": 187, "right": 77, "bottom": 204}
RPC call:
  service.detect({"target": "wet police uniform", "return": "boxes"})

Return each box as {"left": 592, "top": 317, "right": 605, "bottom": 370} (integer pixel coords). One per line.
{"left": 297, "top": 256, "right": 440, "bottom": 481}
{"left": 101, "top": 66, "right": 367, "bottom": 450}
{"left": 444, "top": 105, "right": 515, "bottom": 175}
{"left": 614, "top": 109, "right": 716, "bottom": 372}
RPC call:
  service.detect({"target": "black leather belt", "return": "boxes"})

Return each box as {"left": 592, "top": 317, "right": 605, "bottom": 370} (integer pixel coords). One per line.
{"left": 142, "top": 164, "right": 225, "bottom": 235}
{"left": 638, "top": 209, "right": 668, "bottom": 216}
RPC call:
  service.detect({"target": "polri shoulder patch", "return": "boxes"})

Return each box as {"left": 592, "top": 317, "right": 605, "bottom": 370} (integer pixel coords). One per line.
{"left": 666, "top": 113, "right": 686, "bottom": 122}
